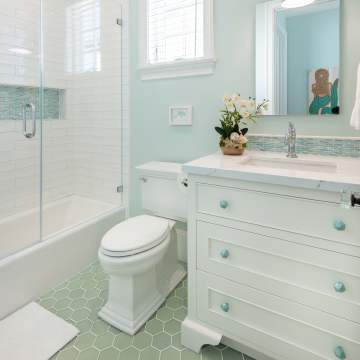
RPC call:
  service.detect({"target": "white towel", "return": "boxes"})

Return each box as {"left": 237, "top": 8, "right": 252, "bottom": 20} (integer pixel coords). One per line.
{"left": 350, "top": 63, "right": 360, "bottom": 130}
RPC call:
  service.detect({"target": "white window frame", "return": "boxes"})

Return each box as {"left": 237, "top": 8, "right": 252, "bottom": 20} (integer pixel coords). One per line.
{"left": 139, "top": 0, "right": 216, "bottom": 80}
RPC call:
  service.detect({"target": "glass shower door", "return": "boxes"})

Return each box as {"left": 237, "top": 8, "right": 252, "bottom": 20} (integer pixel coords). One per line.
{"left": 0, "top": 0, "right": 43, "bottom": 260}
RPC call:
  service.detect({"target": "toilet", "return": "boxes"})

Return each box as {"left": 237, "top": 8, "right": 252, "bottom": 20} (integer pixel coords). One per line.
{"left": 98, "top": 162, "right": 187, "bottom": 335}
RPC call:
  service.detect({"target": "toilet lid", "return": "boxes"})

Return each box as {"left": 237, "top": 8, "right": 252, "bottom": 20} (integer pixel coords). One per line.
{"left": 100, "top": 215, "right": 170, "bottom": 257}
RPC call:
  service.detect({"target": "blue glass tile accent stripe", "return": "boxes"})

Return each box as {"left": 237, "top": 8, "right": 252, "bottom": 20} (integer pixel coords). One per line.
{"left": 0, "top": 84, "right": 65, "bottom": 120}
{"left": 248, "top": 135, "right": 360, "bottom": 158}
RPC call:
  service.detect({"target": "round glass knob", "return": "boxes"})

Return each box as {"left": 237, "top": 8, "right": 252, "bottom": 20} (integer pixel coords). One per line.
{"left": 334, "top": 281, "right": 346, "bottom": 293}
{"left": 220, "top": 249, "right": 230, "bottom": 259}
{"left": 334, "top": 220, "right": 346, "bottom": 231}
{"left": 219, "top": 200, "right": 229, "bottom": 209}
{"left": 334, "top": 346, "right": 346, "bottom": 359}
{"left": 220, "top": 302, "right": 230, "bottom": 313}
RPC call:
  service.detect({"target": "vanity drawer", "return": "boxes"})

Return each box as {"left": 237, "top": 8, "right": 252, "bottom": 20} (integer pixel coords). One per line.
{"left": 197, "top": 272, "right": 360, "bottom": 360}
{"left": 197, "top": 221, "right": 360, "bottom": 321}
{"left": 197, "top": 184, "right": 360, "bottom": 246}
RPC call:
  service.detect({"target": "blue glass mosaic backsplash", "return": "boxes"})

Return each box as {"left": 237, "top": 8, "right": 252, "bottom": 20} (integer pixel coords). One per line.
{"left": 0, "top": 85, "right": 65, "bottom": 120}
{"left": 248, "top": 135, "right": 360, "bottom": 158}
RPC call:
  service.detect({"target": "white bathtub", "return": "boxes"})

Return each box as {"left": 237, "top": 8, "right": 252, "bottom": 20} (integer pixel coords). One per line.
{"left": 0, "top": 195, "right": 125, "bottom": 319}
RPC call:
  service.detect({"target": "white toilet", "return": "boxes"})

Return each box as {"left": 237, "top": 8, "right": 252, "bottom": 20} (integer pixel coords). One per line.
{"left": 98, "top": 162, "right": 187, "bottom": 335}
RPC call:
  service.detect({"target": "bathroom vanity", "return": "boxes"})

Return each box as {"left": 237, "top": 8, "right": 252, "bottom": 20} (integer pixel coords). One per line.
{"left": 181, "top": 151, "right": 360, "bottom": 360}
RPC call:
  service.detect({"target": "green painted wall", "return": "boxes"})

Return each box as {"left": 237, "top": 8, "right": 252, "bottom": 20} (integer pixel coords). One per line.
{"left": 129, "top": 0, "right": 360, "bottom": 215}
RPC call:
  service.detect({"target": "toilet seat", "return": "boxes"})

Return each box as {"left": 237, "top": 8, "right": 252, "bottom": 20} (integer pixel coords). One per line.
{"left": 100, "top": 215, "right": 170, "bottom": 257}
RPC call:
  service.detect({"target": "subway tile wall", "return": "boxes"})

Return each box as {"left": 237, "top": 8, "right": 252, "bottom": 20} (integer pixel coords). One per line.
{"left": 0, "top": 0, "right": 128, "bottom": 220}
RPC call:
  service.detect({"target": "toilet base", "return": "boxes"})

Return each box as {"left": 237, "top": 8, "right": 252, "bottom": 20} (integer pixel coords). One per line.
{"left": 99, "top": 264, "right": 186, "bottom": 335}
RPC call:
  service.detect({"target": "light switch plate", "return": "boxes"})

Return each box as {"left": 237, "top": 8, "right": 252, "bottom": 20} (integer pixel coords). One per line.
{"left": 169, "top": 106, "right": 193, "bottom": 126}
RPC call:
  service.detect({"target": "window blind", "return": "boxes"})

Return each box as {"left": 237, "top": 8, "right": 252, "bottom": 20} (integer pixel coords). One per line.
{"left": 147, "top": 0, "right": 205, "bottom": 64}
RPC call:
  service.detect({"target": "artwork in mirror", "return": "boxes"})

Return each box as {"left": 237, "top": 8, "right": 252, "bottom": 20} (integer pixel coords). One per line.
{"left": 256, "top": 0, "right": 340, "bottom": 116}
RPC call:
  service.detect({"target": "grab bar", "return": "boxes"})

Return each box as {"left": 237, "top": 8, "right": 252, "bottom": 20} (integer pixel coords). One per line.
{"left": 23, "top": 103, "right": 36, "bottom": 139}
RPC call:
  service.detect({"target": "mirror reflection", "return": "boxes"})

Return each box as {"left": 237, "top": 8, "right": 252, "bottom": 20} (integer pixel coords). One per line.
{"left": 256, "top": 0, "right": 341, "bottom": 116}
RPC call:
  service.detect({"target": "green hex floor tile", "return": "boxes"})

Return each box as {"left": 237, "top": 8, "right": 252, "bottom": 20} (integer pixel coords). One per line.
{"left": 243, "top": 355, "right": 256, "bottom": 360}
{"left": 56, "top": 308, "right": 74, "bottom": 321}
{"left": 84, "top": 288, "right": 101, "bottom": 299}
{"left": 56, "top": 347, "right": 79, "bottom": 360}
{"left": 114, "top": 333, "right": 132, "bottom": 350}
{"left": 152, "top": 332, "right": 171, "bottom": 350}
{"left": 38, "top": 261, "right": 247, "bottom": 360}
{"left": 156, "top": 307, "right": 173, "bottom": 322}
{"left": 81, "top": 279, "right": 97, "bottom": 290}
{"left": 77, "top": 348, "right": 100, "bottom": 360}
{"left": 173, "top": 308, "right": 186, "bottom": 322}
{"left": 69, "top": 289, "right": 85, "bottom": 299}
{"left": 39, "top": 298, "right": 56, "bottom": 310}
{"left": 140, "top": 347, "right": 160, "bottom": 360}
{"left": 222, "top": 347, "right": 244, "bottom": 360}
{"left": 165, "top": 297, "right": 183, "bottom": 310}
{"left": 99, "top": 347, "right": 120, "bottom": 360}
{"left": 160, "top": 347, "right": 181, "bottom": 360}
{"left": 54, "top": 298, "right": 72, "bottom": 311}
{"left": 92, "top": 319, "right": 110, "bottom": 335}
{"left": 67, "top": 279, "right": 82, "bottom": 290}
{"left": 70, "top": 298, "right": 87, "bottom": 311}
{"left": 71, "top": 308, "right": 91, "bottom": 322}
{"left": 54, "top": 289, "right": 71, "bottom": 300}
{"left": 99, "top": 289, "right": 108, "bottom": 300}
{"left": 145, "top": 318, "right": 163, "bottom": 335}
{"left": 94, "top": 332, "right": 115, "bottom": 350}
{"left": 120, "top": 346, "right": 139, "bottom": 360}
{"left": 77, "top": 319, "right": 93, "bottom": 333}
{"left": 87, "top": 297, "right": 103, "bottom": 310}
{"left": 202, "top": 347, "right": 222, "bottom": 360}
{"left": 97, "top": 280, "right": 108, "bottom": 290}
{"left": 175, "top": 287, "right": 187, "bottom": 299}
{"left": 133, "top": 331, "right": 152, "bottom": 350}
{"left": 74, "top": 332, "right": 96, "bottom": 351}
{"left": 181, "top": 349, "right": 201, "bottom": 360}
{"left": 171, "top": 333, "right": 185, "bottom": 351}
{"left": 164, "top": 319, "right": 181, "bottom": 335}
{"left": 109, "top": 325, "right": 121, "bottom": 335}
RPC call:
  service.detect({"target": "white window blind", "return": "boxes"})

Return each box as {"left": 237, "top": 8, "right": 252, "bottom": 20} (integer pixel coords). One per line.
{"left": 147, "top": 0, "right": 205, "bottom": 64}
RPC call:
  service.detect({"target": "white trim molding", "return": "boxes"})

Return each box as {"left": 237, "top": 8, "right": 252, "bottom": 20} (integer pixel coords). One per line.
{"left": 139, "top": 0, "right": 216, "bottom": 81}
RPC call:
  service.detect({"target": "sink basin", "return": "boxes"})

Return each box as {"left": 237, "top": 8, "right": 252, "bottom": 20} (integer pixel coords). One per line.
{"left": 239, "top": 155, "right": 338, "bottom": 174}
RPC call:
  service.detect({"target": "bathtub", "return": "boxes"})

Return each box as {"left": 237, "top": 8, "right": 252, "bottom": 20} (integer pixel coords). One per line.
{"left": 0, "top": 195, "right": 125, "bottom": 320}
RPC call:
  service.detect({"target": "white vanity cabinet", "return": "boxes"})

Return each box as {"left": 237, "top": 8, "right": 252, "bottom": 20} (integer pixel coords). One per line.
{"left": 181, "top": 153, "right": 360, "bottom": 360}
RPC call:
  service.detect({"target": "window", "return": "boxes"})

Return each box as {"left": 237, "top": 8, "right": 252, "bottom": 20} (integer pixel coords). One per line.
{"left": 140, "top": 0, "right": 215, "bottom": 80}
{"left": 66, "top": 0, "right": 101, "bottom": 74}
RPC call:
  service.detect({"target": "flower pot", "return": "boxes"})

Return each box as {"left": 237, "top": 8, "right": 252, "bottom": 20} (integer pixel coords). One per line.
{"left": 220, "top": 146, "right": 245, "bottom": 156}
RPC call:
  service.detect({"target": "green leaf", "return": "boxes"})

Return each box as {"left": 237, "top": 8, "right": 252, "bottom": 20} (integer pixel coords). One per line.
{"left": 215, "top": 127, "right": 226, "bottom": 137}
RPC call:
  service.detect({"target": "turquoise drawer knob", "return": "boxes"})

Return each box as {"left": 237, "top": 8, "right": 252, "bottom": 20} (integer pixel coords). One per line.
{"left": 334, "top": 281, "right": 346, "bottom": 293}
{"left": 220, "top": 249, "right": 230, "bottom": 259}
{"left": 334, "top": 220, "right": 346, "bottom": 231}
{"left": 334, "top": 346, "right": 346, "bottom": 359}
{"left": 219, "top": 200, "right": 229, "bottom": 209}
{"left": 220, "top": 302, "right": 230, "bottom": 313}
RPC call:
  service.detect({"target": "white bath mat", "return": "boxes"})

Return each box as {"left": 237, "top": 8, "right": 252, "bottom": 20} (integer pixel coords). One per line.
{"left": 0, "top": 302, "right": 79, "bottom": 360}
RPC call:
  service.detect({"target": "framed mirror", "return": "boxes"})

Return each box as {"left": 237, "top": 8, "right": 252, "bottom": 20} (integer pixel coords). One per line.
{"left": 256, "top": 0, "right": 341, "bottom": 116}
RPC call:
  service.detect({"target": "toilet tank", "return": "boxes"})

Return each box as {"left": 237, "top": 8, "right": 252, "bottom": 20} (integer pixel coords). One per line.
{"left": 137, "top": 162, "right": 187, "bottom": 223}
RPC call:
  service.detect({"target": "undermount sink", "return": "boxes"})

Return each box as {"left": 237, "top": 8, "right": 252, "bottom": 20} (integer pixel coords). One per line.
{"left": 238, "top": 155, "right": 338, "bottom": 174}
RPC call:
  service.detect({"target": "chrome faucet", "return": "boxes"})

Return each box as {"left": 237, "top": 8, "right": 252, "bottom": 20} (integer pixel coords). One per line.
{"left": 285, "top": 122, "right": 298, "bottom": 158}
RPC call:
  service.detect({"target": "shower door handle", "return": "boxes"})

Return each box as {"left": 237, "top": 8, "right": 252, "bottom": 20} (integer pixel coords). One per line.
{"left": 23, "top": 103, "right": 36, "bottom": 139}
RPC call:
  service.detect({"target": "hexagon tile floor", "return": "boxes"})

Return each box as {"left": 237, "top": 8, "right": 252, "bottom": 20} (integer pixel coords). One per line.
{"left": 37, "top": 261, "right": 255, "bottom": 360}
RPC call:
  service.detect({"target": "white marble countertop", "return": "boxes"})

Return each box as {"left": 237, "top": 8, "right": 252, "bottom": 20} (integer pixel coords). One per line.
{"left": 183, "top": 151, "right": 360, "bottom": 193}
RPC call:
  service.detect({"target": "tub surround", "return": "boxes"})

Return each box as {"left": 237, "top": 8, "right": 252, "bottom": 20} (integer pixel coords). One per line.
{"left": 0, "top": 198, "right": 125, "bottom": 320}
{"left": 182, "top": 152, "right": 360, "bottom": 360}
